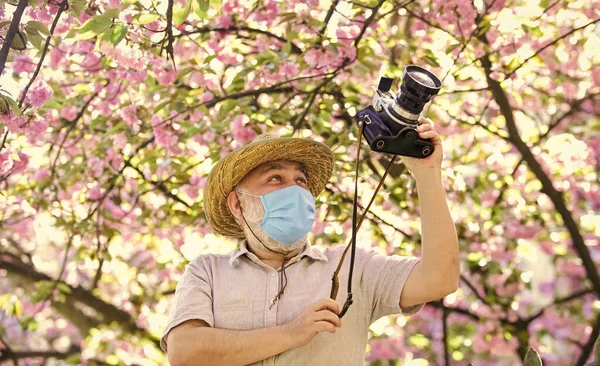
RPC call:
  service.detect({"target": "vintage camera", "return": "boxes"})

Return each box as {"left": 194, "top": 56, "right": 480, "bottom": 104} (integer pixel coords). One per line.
{"left": 355, "top": 65, "right": 442, "bottom": 158}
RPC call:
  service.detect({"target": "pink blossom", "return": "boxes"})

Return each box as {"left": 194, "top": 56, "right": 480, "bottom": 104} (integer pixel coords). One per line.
{"left": 230, "top": 115, "right": 256, "bottom": 144}
{"left": 88, "top": 157, "right": 104, "bottom": 178}
{"left": 192, "top": 129, "right": 215, "bottom": 145}
{"left": 253, "top": 0, "right": 278, "bottom": 25}
{"left": 311, "top": 220, "right": 326, "bottom": 234}
{"left": 106, "top": 147, "right": 124, "bottom": 170}
{"left": 151, "top": 62, "right": 178, "bottom": 86}
{"left": 336, "top": 25, "right": 361, "bottom": 45}
{"left": 11, "top": 152, "right": 29, "bottom": 175}
{"left": 0, "top": 150, "right": 14, "bottom": 175}
{"left": 200, "top": 91, "right": 214, "bottom": 103}
{"left": 29, "top": 118, "right": 48, "bottom": 134}
{"left": 112, "top": 133, "right": 128, "bottom": 150}
{"left": 182, "top": 184, "right": 200, "bottom": 200}
{"left": 121, "top": 105, "right": 139, "bottom": 126}
{"left": 189, "top": 175, "right": 206, "bottom": 188}
{"left": 304, "top": 48, "right": 321, "bottom": 67}
{"left": 87, "top": 184, "right": 103, "bottom": 200}
{"left": 13, "top": 55, "right": 36, "bottom": 74}
{"left": 104, "top": 199, "right": 125, "bottom": 219}
{"left": 154, "top": 125, "right": 180, "bottom": 152}
{"left": 215, "top": 15, "right": 234, "bottom": 28}
{"left": 591, "top": 68, "right": 600, "bottom": 87}
{"left": 279, "top": 62, "right": 299, "bottom": 78}
{"left": 504, "top": 222, "right": 542, "bottom": 239}
{"left": 27, "top": 82, "right": 53, "bottom": 108}
{"left": 556, "top": 258, "right": 586, "bottom": 278}
{"left": 11, "top": 216, "right": 34, "bottom": 237}
{"left": 34, "top": 167, "right": 49, "bottom": 181}
{"left": 222, "top": 0, "right": 248, "bottom": 18}
{"left": 3, "top": 114, "right": 25, "bottom": 133}
{"left": 61, "top": 105, "right": 78, "bottom": 120}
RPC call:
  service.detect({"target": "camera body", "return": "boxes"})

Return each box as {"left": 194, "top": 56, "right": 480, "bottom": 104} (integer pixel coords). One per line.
{"left": 355, "top": 65, "right": 442, "bottom": 159}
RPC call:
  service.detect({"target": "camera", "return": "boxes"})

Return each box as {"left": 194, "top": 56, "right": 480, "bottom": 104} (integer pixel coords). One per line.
{"left": 355, "top": 65, "right": 442, "bottom": 158}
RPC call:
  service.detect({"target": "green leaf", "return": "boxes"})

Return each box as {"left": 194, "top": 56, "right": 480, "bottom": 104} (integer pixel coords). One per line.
{"left": 173, "top": 0, "right": 192, "bottom": 27}
{"left": 75, "top": 8, "right": 120, "bottom": 41}
{"left": 0, "top": 20, "right": 10, "bottom": 29}
{"left": 11, "top": 31, "right": 27, "bottom": 50}
{"left": 13, "top": 300, "right": 23, "bottom": 317}
{"left": 57, "top": 283, "right": 72, "bottom": 294}
{"left": 110, "top": 24, "right": 128, "bottom": 46}
{"left": 523, "top": 347, "right": 542, "bottom": 366}
{"left": 4, "top": 95, "right": 21, "bottom": 117}
{"left": 192, "top": 0, "right": 209, "bottom": 19}
{"left": 423, "top": 54, "right": 440, "bottom": 67}
{"left": 593, "top": 335, "right": 600, "bottom": 364}
{"left": 27, "top": 32, "right": 43, "bottom": 50}
{"left": 445, "top": 43, "right": 461, "bottom": 54}
{"left": 28, "top": 0, "right": 39, "bottom": 6}
{"left": 69, "top": 0, "right": 87, "bottom": 17}
{"left": 27, "top": 20, "right": 50, "bottom": 36}
{"left": 133, "top": 13, "right": 161, "bottom": 24}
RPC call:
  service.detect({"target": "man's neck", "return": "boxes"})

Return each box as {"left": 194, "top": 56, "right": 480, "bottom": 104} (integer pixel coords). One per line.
{"left": 245, "top": 239, "right": 304, "bottom": 270}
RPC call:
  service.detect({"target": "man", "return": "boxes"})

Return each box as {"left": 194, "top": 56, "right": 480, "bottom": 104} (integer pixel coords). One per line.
{"left": 161, "top": 119, "right": 459, "bottom": 366}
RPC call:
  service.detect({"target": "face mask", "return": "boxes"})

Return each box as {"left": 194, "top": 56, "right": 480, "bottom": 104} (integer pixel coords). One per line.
{"left": 238, "top": 185, "right": 316, "bottom": 245}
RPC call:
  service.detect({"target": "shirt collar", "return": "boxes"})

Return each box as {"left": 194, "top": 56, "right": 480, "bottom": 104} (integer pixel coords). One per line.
{"left": 229, "top": 239, "right": 328, "bottom": 266}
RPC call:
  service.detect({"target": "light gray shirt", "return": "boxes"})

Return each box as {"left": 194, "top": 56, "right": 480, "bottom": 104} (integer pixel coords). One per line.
{"left": 161, "top": 241, "right": 423, "bottom": 365}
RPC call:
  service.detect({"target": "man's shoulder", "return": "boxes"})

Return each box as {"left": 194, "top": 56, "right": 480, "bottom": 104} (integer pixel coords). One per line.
{"left": 186, "top": 250, "right": 238, "bottom": 269}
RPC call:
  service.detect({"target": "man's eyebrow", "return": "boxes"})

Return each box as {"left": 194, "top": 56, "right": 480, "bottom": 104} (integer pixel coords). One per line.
{"left": 259, "top": 162, "right": 307, "bottom": 175}
{"left": 260, "top": 163, "right": 282, "bottom": 174}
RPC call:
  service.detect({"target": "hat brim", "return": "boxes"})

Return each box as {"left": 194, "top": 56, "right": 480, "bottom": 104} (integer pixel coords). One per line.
{"left": 204, "top": 137, "right": 334, "bottom": 238}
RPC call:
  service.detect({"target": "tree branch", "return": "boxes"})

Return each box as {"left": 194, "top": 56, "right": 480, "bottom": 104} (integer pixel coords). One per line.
{"left": 0, "top": 0, "right": 28, "bottom": 76}
{"left": 0, "top": 345, "right": 79, "bottom": 363}
{"left": 504, "top": 18, "right": 600, "bottom": 81}
{"left": 576, "top": 314, "right": 600, "bottom": 366}
{"left": 164, "top": 0, "right": 176, "bottom": 70}
{"left": 18, "top": 0, "right": 70, "bottom": 108}
{"left": 0, "top": 251, "right": 160, "bottom": 348}
{"left": 177, "top": 26, "right": 302, "bottom": 54}
{"left": 477, "top": 32, "right": 600, "bottom": 298}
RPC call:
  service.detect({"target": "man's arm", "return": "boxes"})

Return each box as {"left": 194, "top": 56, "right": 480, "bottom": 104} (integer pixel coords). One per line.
{"left": 400, "top": 168, "right": 460, "bottom": 308}
{"left": 166, "top": 298, "right": 342, "bottom": 366}
{"left": 167, "top": 320, "right": 294, "bottom": 366}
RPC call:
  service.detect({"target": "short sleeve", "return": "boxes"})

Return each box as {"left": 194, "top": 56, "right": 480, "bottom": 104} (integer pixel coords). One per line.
{"left": 359, "top": 249, "right": 424, "bottom": 324}
{"left": 160, "top": 257, "right": 214, "bottom": 353}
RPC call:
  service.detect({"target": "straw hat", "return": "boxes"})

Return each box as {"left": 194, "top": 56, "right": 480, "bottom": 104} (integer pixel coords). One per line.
{"left": 204, "top": 133, "right": 335, "bottom": 238}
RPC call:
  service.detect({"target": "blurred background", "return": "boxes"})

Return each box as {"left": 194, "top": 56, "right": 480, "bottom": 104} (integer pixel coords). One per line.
{"left": 0, "top": 0, "right": 599, "bottom": 364}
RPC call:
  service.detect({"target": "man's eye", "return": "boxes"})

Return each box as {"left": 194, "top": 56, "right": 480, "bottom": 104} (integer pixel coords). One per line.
{"left": 269, "top": 176, "right": 281, "bottom": 182}
{"left": 297, "top": 177, "right": 308, "bottom": 184}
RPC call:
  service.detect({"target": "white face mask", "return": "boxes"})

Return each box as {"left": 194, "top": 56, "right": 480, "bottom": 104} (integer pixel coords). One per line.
{"left": 236, "top": 189, "right": 307, "bottom": 255}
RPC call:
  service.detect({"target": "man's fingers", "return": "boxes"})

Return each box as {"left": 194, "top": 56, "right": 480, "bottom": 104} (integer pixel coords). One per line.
{"left": 418, "top": 130, "right": 438, "bottom": 139}
{"left": 314, "top": 310, "right": 342, "bottom": 328}
{"left": 315, "top": 321, "right": 336, "bottom": 334}
{"left": 312, "top": 298, "right": 340, "bottom": 315}
{"left": 419, "top": 117, "right": 434, "bottom": 127}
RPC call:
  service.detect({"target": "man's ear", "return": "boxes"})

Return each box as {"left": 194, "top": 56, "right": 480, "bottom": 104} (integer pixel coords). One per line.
{"left": 227, "top": 190, "right": 243, "bottom": 222}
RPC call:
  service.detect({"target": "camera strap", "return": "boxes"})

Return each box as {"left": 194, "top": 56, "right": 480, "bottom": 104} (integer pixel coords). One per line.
{"left": 330, "top": 121, "right": 398, "bottom": 318}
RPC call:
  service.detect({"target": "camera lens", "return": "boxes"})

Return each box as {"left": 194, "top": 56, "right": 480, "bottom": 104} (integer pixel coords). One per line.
{"left": 408, "top": 70, "right": 437, "bottom": 88}
{"left": 386, "top": 65, "right": 441, "bottom": 125}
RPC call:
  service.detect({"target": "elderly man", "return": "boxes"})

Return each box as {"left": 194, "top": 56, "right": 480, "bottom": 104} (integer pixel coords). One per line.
{"left": 161, "top": 119, "right": 459, "bottom": 366}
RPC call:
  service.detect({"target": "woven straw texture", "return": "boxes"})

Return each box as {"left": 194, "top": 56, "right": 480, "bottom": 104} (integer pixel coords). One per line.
{"left": 204, "top": 133, "right": 335, "bottom": 238}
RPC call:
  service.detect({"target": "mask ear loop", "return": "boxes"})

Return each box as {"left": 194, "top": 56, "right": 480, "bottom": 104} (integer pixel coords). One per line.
{"left": 330, "top": 122, "right": 398, "bottom": 318}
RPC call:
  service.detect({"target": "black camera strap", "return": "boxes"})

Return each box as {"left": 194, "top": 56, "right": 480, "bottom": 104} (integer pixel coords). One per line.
{"left": 330, "top": 122, "right": 398, "bottom": 318}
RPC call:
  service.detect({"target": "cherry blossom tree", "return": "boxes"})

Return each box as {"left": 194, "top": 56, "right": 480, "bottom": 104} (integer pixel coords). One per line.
{"left": 0, "top": 0, "right": 599, "bottom": 364}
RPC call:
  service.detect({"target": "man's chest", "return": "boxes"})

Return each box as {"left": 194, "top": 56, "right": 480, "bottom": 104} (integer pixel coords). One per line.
{"left": 211, "top": 262, "right": 333, "bottom": 330}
